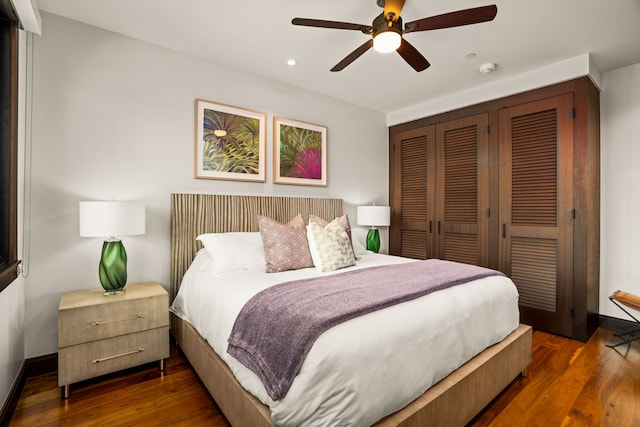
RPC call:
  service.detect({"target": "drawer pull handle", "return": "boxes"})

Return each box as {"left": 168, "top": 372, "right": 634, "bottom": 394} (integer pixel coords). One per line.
{"left": 92, "top": 313, "right": 144, "bottom": 326}
{"left": 92, "top": 348, "right": 144, "bottom": 364}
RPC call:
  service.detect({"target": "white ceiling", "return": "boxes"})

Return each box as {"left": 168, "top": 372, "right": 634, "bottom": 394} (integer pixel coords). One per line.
{"left": 36, "top": 0, "right": 640, "bottom": 114}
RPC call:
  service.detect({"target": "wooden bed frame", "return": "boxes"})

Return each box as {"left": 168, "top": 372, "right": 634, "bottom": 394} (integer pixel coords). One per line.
{"left": 169, "top": 193, "right": 532, "bottom": 426}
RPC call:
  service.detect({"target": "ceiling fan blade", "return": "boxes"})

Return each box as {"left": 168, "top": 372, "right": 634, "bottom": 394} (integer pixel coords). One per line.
{"left": 292, "top": 18, "right": 372, "bottom": 33}
{"left": 330, "top": 40, "right": 374, "bottom": 72}
{"left": 404, "top": 5, "right": 497, "bottom": 33}
{"left": 383, "top": 0, "right": 405, "bottom": 22}
{"left": 397, "top": 38, "right": 430, "bottom": 72}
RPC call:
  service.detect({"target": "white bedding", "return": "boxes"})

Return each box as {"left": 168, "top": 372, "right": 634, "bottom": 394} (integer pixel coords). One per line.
{"left": 170, "top": 251, "right": 520, "bottom": 427}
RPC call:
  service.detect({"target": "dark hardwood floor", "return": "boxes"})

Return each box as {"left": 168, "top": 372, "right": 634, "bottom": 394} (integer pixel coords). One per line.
{"left": 8, "top": 328, "right": 640, "bottom": 426}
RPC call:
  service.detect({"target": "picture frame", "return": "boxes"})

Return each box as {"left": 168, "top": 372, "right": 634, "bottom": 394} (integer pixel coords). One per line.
{"left": 273, "top": 116, "right": 327, "bottom": 186}
{"left": 194, "top": 98, "right": 266, "bottom": 182}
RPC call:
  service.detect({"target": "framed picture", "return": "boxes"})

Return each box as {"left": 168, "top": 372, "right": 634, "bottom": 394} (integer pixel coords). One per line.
{"left": 194, "top": 98, "right": 266, "bottom": 182}
{"left": 273, "top": 116, "right": 327, "bottom": 186}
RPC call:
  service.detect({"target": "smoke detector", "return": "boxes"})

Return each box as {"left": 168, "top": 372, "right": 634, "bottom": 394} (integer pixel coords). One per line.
{"left": 479, "top": 63, "right": 497, "bottom": 74}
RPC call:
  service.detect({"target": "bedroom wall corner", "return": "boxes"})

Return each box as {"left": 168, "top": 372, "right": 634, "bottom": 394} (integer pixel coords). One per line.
{"left": 24, "top": 12, "right": 388, "bottom": 358}
{"left": 600, "top": 61, "right": 640, "bottom": 320}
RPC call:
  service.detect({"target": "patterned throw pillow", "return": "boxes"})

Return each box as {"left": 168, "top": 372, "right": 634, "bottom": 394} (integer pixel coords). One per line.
{"left": 258, "top": 214, "right": 314, "bottom": 273}
{"left": 309, "top": 214, "right": 353, "bottom": 248}
{"left": 307, "top": 218, "right": 356, "bottom": 272}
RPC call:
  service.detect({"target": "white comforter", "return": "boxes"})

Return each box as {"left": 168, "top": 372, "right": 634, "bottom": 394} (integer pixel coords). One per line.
{"left": 171, "top": 252, "right": 520, "bottom": 426}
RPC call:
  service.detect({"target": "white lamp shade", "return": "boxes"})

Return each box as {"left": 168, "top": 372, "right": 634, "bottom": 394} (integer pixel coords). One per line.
{"left": 357, "top": 205, "right": 391, "bottom": 227}
{"left": 79, "top": 201, "right": 145, "bottom": 238}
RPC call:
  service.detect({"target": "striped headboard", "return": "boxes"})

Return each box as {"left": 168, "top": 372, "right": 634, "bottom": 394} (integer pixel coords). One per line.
{"left": 170, "top": 193, "right": 344, "bottom": 298}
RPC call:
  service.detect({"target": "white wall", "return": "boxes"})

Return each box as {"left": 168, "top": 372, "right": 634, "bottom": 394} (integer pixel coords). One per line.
{"left": 24, "top": 12, "right": 388, "bottom": 358}
{"left": 600, "top": 62, "right": 640, "bottom": 318}
{"left": 0, "top": 29, "right": 29, "bottom": 411}
{"left": 0, "top": 279, "right": 25, "bottom": 412}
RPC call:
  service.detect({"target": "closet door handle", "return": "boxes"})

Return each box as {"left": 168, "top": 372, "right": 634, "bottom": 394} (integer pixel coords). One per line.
{"left": 438, "top": 221, "right": 441, "bottom": 235}
{"left": 502, "top": 224, "right": 506, "bottom": 239}
{"left": 429, "top": 220, "right": 432, "bottom": 234}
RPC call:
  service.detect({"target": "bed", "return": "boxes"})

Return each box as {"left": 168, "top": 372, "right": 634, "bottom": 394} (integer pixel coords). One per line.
{"left": 169, "top": 193, "right": 532, "bottom": 426}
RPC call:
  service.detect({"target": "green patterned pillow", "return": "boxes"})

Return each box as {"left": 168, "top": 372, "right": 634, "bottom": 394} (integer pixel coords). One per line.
{"left": 307, "top": 218, "right": 356, "bottom": 272}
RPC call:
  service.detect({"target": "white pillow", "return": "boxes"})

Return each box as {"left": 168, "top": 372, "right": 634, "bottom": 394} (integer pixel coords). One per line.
{"left": 351, "top": 227, "right": 370, "bottom": 256}
{"left": 196, "top": 232, "right": 266, "bottom": 276}
{"left": 307, "top": 218, "right": 356, "bottom": 273}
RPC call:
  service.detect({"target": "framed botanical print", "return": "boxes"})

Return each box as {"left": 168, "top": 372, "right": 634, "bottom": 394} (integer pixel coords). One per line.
{"left": 273, "top": 116, "right": 327, "bottom": 186}
{"left": 195, "top": 98, "right": 266, "bottom": 182}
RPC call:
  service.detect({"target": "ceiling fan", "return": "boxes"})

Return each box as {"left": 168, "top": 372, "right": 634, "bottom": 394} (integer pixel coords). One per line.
{"left": 292, "top": 0, "right": 497, "bottom": 72}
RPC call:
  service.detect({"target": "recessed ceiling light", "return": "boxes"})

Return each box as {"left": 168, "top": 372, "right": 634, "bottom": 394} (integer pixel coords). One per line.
{"left": 287, "top": 59, "right": 297, "bottom": 66}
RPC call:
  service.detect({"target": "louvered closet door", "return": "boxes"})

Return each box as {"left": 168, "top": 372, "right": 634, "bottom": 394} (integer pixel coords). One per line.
{"left": 435, "top": 114, "right": 489, "bottom": 266}
{"left": 390, "top": 126, "right": 435, "bottom": 259}
{"left": 499, "top": 94, "right": 574, "bottom": 337}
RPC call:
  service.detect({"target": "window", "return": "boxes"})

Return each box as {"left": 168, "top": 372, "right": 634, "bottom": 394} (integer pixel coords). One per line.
{"left": 0, "top": 16, "right": 18, "bottom": 293}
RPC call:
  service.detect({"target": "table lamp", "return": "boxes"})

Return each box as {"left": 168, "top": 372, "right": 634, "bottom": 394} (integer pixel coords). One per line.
{"left": 357, "top": 205, "right": 390, "bottom": 253}
{"left": 79, "top": 201, "right": 145, "bottom": 294}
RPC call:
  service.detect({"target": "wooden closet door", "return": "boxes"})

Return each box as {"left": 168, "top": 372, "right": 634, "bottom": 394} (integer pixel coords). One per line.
{"left": 389, "top": 126, "right": 435, "bottom": 259}
{"left": 435, "top": 114, "right": 489, "bottom": 266}
{"left": 499, "top": 94, "right": 574, "bottom": 337}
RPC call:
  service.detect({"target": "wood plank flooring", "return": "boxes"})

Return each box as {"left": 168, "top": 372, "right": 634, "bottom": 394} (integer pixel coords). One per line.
{"left": 8, "top": 327, "right": 640, "bottom": 426}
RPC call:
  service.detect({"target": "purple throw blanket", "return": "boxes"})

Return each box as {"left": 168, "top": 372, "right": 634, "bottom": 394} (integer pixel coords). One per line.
{"left": 227, "top": 259, "right": 504, "bottom": 400}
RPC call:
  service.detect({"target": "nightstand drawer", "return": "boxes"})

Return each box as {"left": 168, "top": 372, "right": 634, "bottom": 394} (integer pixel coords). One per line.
{"left": 59, "top": 289, "right": 169, "bottom": 347}
{"left": 58, "top": 327, "right": 169, "bottom": 386}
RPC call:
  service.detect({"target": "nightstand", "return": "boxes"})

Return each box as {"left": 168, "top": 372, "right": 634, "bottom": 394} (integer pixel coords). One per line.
{"left": 58, "top": 282, "right": 169, "bottom": 398}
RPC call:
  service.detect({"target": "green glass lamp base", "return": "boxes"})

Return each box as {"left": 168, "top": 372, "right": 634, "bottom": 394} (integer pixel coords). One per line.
{"left": 366, "top": 228, "right": 381, "bottom": 253}
{"left": 99, "top": 240, "right": 128, "bottom": 295}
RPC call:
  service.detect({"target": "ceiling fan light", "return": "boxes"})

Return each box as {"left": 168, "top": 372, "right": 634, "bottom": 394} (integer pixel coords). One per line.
{"left": 373, "top": 30, "right": 401, "bottom": 53}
